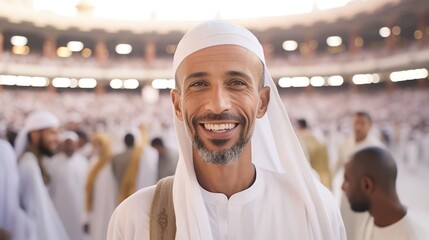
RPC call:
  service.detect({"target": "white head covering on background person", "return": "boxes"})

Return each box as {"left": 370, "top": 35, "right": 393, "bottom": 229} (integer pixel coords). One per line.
{"left": 14, "top": 111, "right": 60, "bottom": 158}
{"left": 60, "top": 131, "right": 79, "bottom": 143}
{"left": 172, "top": 20, "right": 339, "bottom": 239}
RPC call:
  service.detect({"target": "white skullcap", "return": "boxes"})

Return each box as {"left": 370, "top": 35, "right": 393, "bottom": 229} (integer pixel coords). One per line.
{"left": 60, "top": 131, "right": 79, "bottom": 142}
{"left": 171, "top": 20, "right": 339, "bottom": 239}
{"left": 14, "top": 111, "right": 59, "bottom": 157}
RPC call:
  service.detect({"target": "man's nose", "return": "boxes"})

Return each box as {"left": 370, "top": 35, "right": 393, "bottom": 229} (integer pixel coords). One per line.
{"left": 205, "top": 86, "right": 232, "bottom": 114}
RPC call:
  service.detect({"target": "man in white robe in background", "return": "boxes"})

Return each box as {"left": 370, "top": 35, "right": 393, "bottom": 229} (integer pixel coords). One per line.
{"left": 136, "top": 124, "right": 159, "bottom": 189}
{"left": 0, "top": 139, "right": 33, "bottom": 240}
{"left": 342, "top": 147, "right": 428, "bottom": 240}
{"left": 85, "top": 133, "right": 117, "bottom": 240}
{"left": 334, "top": 111, "right": 384, "bottom": 240}
{"left": 108, "top": 20, "right": 345, "bottom": 239}
{"left": 14, "top": 111, "right": 70, "bottom": 240}
{"left": 45, "top": 131, "right": 88, "bottom": 240}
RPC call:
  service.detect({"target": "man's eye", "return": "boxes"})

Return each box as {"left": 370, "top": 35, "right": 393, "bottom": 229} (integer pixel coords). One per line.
{"left": 229, "top": 80, "right": 246, "bottom": 86}
{"left": 190, "top": 81, "right": 207, "bottom": 87}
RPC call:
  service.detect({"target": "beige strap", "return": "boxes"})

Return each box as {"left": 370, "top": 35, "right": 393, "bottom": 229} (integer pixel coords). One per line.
{"left": 150, "top": 176, "right": 176, "bottom": 240}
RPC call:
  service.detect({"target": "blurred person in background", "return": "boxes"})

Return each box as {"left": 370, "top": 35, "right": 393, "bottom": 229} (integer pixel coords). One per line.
{"left": 14, "top": 111, "right": 69, "bottom": 240}
{"left": 296, "top": 119, "right": 332, "bottom": 189}
{"left": 342, "top": 147, "right": 427, "bottom": 240}
{"left": 85, "top": 133, "right": 117, "bottom": 240}
{"left": 45, "top": 131, "right": 88, "bottom": 240}
{"left": 334, "top": 111, "right": 384, "bottom": 240}
{"left": 0, "top": 139, "right": 32, "bottom": 240}
{"left": 151, "top": 137, "right": 178, "bottom": 180}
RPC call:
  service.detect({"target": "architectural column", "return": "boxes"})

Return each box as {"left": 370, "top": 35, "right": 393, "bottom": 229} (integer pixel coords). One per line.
{"left": 95, "top": 80, "right": 105, "bottom": 96}
{"left": 386, "top": 23, "right": 397, "bottom": 52}
{"left": 144, "top": 41, "right": 156, "bottom": 66}
{"left": 417, "top": 12, "right": 428, "bottom": 46}
{"left": 348, "top": 30, "right": 362, "bottom": 55}
{"left": 43, "top": 35, "right": 57, "bottom": 59}
{"left": 95, "top": 39, "right": 109, "bottom": 64}
{"left": 261, "top": 42, "right": 274, "bottom": 62}
{"left": 0, "top": 31, "right": 4, "bottom": 56}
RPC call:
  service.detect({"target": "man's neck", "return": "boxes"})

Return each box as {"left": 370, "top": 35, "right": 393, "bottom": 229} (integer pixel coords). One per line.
{"left": 369, "top": 194, "right": 407, "bottom": 227}
{"left": 193, "top": 146, "right": 256, "bottom": 199}
{"left": 355, "top": 135, "right": 367, "bottom": 144}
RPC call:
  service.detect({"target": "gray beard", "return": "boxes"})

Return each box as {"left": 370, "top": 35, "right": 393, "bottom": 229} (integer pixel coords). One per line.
{"left": 192, "top": 133, "right": 249, "bottom": 165}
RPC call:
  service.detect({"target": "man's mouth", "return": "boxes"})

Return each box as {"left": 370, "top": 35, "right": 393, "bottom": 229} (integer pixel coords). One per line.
{"left": 203, "top": 123, "right": 238, "bottom": 133}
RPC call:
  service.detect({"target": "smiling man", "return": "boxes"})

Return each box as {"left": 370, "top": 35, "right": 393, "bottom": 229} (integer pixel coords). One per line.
{"left": 108, "top": 20, "right": 346, "bottom": 240}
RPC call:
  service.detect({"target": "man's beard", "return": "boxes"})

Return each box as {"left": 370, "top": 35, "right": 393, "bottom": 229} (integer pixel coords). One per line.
{"left": 350, "top": 199, "right": 370, "bottom": 212}
{"left": 38, "top": 138, "right": 55, "bottom": 157}
{"left": 191, "top": 112, "right": 251, "bottom": 165}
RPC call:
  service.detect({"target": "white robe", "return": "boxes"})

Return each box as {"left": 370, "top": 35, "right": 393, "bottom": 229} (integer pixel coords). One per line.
{"left": 107, "top": 167, "right": 345, "bottom": 240}
{"left": 44, "top": 153, "right": 88, "bottom": 240}
{"left": 0, "top": 140, "right": 33, "bottom": 240}
{"left": 357, "top": 211, "right": 428, "bottom": 240}
{"left": 18, "top": 152, "right": 70, "bottom": 240}
{"left": 88, "top": 160, "right": 117, "bottom": 240}
{"left": 334, "top": 135, "right": 384, "bottom": 240}
{"left": 136, "top": 146, "right": 159, "bottom": 189}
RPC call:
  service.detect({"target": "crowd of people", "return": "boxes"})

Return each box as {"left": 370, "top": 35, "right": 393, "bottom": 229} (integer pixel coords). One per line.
{"left": 1, "top": 20, "right": 428, "bottom": 240}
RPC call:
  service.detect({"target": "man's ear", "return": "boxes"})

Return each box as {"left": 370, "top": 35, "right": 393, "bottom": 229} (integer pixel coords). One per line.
{"left": 256, "top": 86, "right": 270, "bottom": 118}
{"left": 360, "top": 176, "right": 374, "bottom": 195}
{"left": 171, "top": 89, "right": 183, "bottom": 121}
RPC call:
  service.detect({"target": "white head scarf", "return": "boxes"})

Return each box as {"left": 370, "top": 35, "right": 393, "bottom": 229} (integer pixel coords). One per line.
{"left": 14, "top": 111, "right": 60, "bottom": 158}
{"left": 172, "top": 20, "right": 337, "bottom": 239}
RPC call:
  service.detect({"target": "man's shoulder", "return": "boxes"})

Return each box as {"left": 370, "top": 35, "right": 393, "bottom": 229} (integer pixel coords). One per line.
{"left": 108, "top": 185, "right": 156, "bottom": 239}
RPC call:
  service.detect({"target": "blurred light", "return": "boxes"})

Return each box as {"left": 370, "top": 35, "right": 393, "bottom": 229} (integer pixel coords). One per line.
{"left": 282, "top": 40, "right": 298, "bottom": 51}
{"left": 52, "top": 77, "right": 71, "bottom": 88}
{"left": 152, "top": 79, "right": 169, "bottom": 89}
{"left": 379, "top": 27, "right": 391, "bottom": 38}
{"left": 278, "top": 77, "right": 292, "bottom": 88}
{"left": 78, "top": 78, "right": 97, "bottom": 88}
{"left": 57, "top": 47, "right": 72, "bottom": 57}
{"left": 167, "top": 79, "right": 175, "bottom": 89}
{"left": 70, "top": 78, "right": 78, "bottom": 88}
{"left": 310, "top": 76, "right": 325, "bottom": 87}
{"left": 279, "top": 77, "right": 309, "bottom": 88}
{"left": 10, "top": 36, "right": 28, "bottom": 46}
{"left": 414, "top": 30, "right": 423, "bottom": 40}
{"left": 327, "top": 75, "right": 344, "bottom": 86}
{"left": 115, "top": 44, "right": 132, "bottom": 55}
{"left": 12, "top": 45, "right": 30, "bottom": 55}
{"left": 0, "top": 75, "right": 17, "bottom": 85}
{"left": 166, "top": 45, "right": 177, "bottom": 54}
{"left": 15, "top": 76, "right": 32, "bottom": 86}
{"left": 352, "top": 74, "right": 380, "bottom": 85}
{"left": 31, "top": 77, "right": 49, "bottom": 87}
{"left": 124, "top": 79, "right": 139, "bottom": 89}
{"left": 110, "top": 79, "right": 123, "bottom": 89}
{"left": 390, "top": 68, "right": 428, "bottom": 82}
{"left": 67, "top": 41, "right": 84, "bottom": 52}
{"left": 392, "top": 26, "right": 401, "bottom": 36}
{"left": 354, "top": 37, "right": 364, "bottom": 47}
{"left": 82, "top": 48, "right": 92, "bottom": 58}
{"left": 142, "top": 85, "right": 159, "bottom": 104}
{"left": 326, "top": 36, "right": 342, "bottom": 47}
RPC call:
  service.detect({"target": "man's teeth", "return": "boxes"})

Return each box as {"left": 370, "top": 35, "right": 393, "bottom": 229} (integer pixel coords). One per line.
{"left": 204, "top": 123, "right": 236, "bottom": 132}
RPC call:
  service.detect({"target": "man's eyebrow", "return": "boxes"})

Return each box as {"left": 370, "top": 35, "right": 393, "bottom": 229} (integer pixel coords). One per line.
{"left": 184, "top": 72, "right": 209, "bottom": 85}
{"left": 225, "top": 71, "right": 251, "bottom": 80}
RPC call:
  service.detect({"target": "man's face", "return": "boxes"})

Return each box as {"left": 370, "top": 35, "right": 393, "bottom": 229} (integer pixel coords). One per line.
{"left": 342, "top": 162, "right": 370, "bottom": 212}
{"left": 353, "top": 115, "right": 371, "bottom": 142}
{"left": 63, "top": 139, "right": 77, "bottom": 157}
{"left": 36, "top": 127, "right": 60, "bottom": 157}
{"left": 172, "top": 45, "right": 270, "bottom": 164}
